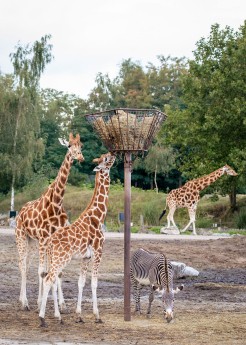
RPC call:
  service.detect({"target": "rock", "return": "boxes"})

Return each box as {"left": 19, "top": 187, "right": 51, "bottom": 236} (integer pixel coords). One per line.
{"left": 160, "top": 226, "right": 180, "bottom": 235}
{"left": 171, "top": 261, "right": 199, "bottom": 278}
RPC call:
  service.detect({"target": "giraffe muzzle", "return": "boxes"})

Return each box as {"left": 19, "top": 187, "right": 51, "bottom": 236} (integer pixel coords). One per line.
{"left": 78, "top": 154, "right": 85, "bottom": 163}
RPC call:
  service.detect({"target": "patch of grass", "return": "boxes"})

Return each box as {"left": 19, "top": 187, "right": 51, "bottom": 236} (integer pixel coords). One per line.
{"left": 228, "top": 229, "right": 246, "bottom": 236}
{"left": 0, "top": 183, "right": 245, "bottom": 233}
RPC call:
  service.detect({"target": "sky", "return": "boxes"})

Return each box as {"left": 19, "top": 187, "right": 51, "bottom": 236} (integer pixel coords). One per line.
{"left": 1, "top": 0, "right": 245, "bottom": 99}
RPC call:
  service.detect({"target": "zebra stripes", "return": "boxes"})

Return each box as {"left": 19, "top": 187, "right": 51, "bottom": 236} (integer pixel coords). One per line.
{"left": 130, "top": 248, "right": 182, "bottom": 322}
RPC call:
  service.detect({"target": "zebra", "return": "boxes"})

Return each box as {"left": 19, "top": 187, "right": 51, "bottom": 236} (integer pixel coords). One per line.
{"left": 130, "top": 248, "right": 183, "bottom": 322}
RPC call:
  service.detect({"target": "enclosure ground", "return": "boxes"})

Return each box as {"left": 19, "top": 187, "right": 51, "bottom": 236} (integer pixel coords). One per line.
{"left": 0, "top": 229, "right": 245, "bottom": 345}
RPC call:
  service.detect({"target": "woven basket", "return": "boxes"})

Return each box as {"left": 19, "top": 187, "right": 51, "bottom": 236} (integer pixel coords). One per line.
{"left": 85, "top": 108, "right": 167, "bottom": 153}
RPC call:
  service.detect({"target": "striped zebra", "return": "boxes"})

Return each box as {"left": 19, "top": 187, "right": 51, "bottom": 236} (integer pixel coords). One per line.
{"left": 130, "top": 248, "right": 183, "bottom": 322}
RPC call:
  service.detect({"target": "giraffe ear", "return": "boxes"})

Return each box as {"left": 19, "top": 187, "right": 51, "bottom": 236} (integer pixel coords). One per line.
{"left": 93, "top": 166, "right": 101, "bottom": 172}
{"left": 58, "top": 138, "right": 69, "bottom": 147}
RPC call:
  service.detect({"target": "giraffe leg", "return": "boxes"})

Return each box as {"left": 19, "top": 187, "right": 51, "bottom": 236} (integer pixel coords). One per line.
{"left": 16, "top": 233, "right": 30, "bottom": 310}
{"left": 39, "top": 273, "right": 57, "bottom": 327}
{"left": 167, "top": 207, "right": 178, "bottom": 229}
{"left": 57, "top": 272, "right": 66, "bottom": 312}
{"left": 180, "top": 207, "right": 197, "bottom": 235}
{"left": 52, "top": 278, "right": 63, "bottom": 323}
{"left": 39, "top": 280, "right": 51, "bottom": 327}
{"left": 37, "top": 246, "right": 46, "bottom": 310}
{"left": 91, "top": 252, "right": 103, "bottom": 323}
{"left": 76, "top": 258, "right": 90, "bottom": 323}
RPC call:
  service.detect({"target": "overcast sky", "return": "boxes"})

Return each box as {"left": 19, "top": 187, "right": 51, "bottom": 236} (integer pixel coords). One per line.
{"left": 1, "top": 0, "right": 245, "bottom": 98}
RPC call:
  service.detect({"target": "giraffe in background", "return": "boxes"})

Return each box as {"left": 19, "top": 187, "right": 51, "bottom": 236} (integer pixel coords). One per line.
{"left": 39, "top": 152, "right": 116, "bottom": 327}
{"left": 15, "top": 133, "right": 84, "bottom": 311}
{"left": 159, "top": 165, "right": 237, "bottom": 235}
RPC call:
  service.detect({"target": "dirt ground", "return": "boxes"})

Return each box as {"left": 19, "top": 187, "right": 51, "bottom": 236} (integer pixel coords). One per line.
{"left": 0, "top": 229, "right": 245, "bottom": 345}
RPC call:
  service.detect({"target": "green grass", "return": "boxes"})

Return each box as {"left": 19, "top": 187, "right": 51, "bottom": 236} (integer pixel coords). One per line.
{"left": 1, "top": 182, "right": 246, "bottom": 234}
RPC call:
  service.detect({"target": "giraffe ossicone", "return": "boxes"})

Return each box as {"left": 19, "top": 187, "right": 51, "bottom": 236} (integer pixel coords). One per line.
{"left": 159, "top": 164, "right": 237, "bottom": 235}
{"left": 38, "top": 152, "right": 116, "bottom": 327}
{"left": 15, "top": 133, "right": 84, "bottom": 311}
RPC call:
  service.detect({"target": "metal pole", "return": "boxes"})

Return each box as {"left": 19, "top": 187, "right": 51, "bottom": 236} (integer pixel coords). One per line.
{"left": 124, "top": 152, "right": 131, "bottom": 321}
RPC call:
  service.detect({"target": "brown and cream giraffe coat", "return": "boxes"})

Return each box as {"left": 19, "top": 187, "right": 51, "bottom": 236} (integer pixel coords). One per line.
{"left": 15, "top": 133, "right": 84, "bottom": 311}
{"left": 159, "top": 165, "right": 237, "bottom": 235}
{"left": 39, "top": 152, "right": 116, "bottom": 327}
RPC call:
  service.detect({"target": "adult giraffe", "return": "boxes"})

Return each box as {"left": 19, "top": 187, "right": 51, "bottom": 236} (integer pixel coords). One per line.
{"left": 15, "top": 133, "right": 84, "bottom": 311}
{"left": 159, "top": 165, "right": 237, "bottom": 235}
{"left": 39, "top": 152, "right": 116, "bottom": 327}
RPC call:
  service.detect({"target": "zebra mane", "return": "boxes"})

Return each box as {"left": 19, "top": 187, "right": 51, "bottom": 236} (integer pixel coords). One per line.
{"left": 162, "top": 254, "right": 170, "bottom": 293}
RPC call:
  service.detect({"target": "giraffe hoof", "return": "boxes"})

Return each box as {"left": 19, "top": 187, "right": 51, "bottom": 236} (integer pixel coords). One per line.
{"left": 95, "top": 318, "right": 103, "bottom": 324}
{"left": 60, "top": 319, "right": 64, "bottom": 325}
{"left": 23, "top": 305, "right": 30, "bottom": 311}
{"left": 39, "top": 317, "right": 48, "bottom": 328}
{"left": 75, "top": 317, "right": 85, "bottom": 323}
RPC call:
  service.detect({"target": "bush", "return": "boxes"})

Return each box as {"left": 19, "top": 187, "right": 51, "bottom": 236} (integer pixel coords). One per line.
{"left": 143, "top": 201, "right": 161, "bottom": 225}
{"left": 236, "top": 207, "right": 246, "bottom": 229}
{"left": 195, "top": 218, "right": 213, "bottom": 228}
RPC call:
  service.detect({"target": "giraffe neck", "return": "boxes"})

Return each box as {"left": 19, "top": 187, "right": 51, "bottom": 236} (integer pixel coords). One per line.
{"left": 79, "top": 169, "right": 110, "bottom": 224}
{"left": 49, "top": 151, "right": 73, "bottom": 205}
{"left": 191, "top": 168, "right": 224, "bottom": 191}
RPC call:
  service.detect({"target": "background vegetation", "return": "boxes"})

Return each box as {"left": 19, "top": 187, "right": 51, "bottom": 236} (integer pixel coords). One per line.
{"left": 0, "top": 22, "right": 245, "bottom": 228}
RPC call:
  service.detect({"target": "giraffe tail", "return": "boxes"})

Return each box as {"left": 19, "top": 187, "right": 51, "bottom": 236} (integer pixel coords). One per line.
{"left": 159, "top": 209, "right": 166, "bottom": 221}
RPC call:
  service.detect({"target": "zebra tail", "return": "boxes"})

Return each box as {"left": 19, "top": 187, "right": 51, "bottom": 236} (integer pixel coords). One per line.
{"left": 159, "top": 209, "right": 166, "bottom": 221}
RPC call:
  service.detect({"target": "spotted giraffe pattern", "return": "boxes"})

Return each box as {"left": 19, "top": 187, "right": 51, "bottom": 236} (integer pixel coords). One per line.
{"left": 39, "top": 152, "right": 116, "bottom": 327}
{"left": 159, "top": 165, "right": 237, "bottom": 235}
{"left": 15, "top": 133, "right": 84, "bottom": 311}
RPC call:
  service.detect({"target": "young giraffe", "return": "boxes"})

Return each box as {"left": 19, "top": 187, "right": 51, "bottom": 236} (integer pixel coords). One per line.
{"left": 39, "top": 152, "right": 116, "bottom": 327}
{"left": 159, "top": 165, "right": 237, "bottom": 235}
{"left": 15, "top": 133, "right": 84, "bottom": 311}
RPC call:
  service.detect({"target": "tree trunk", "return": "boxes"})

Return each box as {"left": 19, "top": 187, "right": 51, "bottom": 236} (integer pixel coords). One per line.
{"left": 154, "top": 165, "right": 158, "bottom": 194}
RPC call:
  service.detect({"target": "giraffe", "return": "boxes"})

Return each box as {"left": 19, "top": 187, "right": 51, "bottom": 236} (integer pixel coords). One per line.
{"left": 15, "top": 133, "right": 84, "bottom": 311}
{"left": 159, "top": 165, "right": 237, "bottom": 235}
{"left": 38, "top": 152, "right": 116, "bottom": 327}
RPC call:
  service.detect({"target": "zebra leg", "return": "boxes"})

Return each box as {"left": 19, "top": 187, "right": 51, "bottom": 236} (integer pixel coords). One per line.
{"left": 131, "top": 278, "right": 141, "bottom": 315}
{"left": 147, "top": 288, "right": 155, "bottom": 318}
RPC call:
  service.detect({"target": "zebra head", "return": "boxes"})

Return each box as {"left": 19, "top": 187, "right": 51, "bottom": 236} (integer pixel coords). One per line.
{"left": 162, "top": 284, "right": 184, "bottom": 323}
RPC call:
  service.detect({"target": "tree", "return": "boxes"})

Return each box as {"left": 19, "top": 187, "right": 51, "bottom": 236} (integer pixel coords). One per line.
{"left": 165, "top": 22, "right": 246, "bottom": 209}
{"left": 133, "top": 142, "right": 176, "bottom": 192}
{"left": 0, "top": 35, "right": 53, "bottom": 210}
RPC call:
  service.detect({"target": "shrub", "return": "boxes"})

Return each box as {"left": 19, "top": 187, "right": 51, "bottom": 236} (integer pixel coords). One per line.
{"left": 143, "top": 201, "right": 161, "bottom": 226}
{"left": 236, "top": 207, "right": 246, "bottom": 229}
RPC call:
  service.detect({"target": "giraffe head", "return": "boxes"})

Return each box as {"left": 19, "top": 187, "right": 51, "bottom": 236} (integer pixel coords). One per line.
{"left": 221, "top": 164, "right": 238, "bottom": 176}
{"left": 93, "top": 152, "right": 116, "bottom": 171}
{"left": 59, "top": 133, "right": 84, "bottom": 162}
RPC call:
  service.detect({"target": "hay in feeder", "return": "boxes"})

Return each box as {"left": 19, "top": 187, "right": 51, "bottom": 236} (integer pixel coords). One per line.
{"left": 92, "top": 109, "right": 155, "bottom": 151}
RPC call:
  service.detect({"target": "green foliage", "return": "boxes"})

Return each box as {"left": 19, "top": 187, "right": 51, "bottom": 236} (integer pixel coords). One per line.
{"left": 195, "top": 218, "right": 213, "bottom": 229}
{"left": 165, "top": 22, "right": 246, "bottom": 206}
{"left": 236, "top": 207, "right": 246, "bottom": 229}
{"left": 209, "top": 193, "right": 220, "bottom": 202}
{"left": 142, "top": 200, "right": 162, "bottom": 225}
{"left": 0, "top": 35, "right": 53, "bottom": 198}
